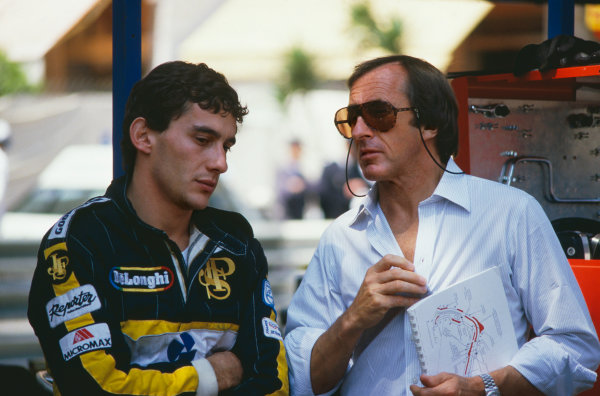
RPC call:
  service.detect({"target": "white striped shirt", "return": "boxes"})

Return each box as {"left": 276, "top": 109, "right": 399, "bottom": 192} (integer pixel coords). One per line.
{"left": 284, "top": 158, "right": 600, "bottom": 396}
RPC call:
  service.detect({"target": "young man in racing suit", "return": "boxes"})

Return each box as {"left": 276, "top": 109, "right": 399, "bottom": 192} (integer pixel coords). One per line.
{"left": 28, "top": 61, "right": 289, "bottom": 396}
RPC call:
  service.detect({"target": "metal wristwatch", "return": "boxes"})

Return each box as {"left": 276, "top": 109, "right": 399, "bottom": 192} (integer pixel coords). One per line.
{"left": 479, "top": 373, "right": 501, "bottom": 396}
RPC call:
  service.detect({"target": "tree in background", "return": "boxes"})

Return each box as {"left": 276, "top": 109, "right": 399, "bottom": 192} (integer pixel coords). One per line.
{"left": 0, "top": 50, "right": 34, "bottom": 96}
{"left": 350, "top": 1, "right": 403, "bottom": 54}
{"left": 275, "top": 46, "right": 320, "bottom": 106}
{"left": 275, "top": 1, "right": 403, "bottom": 106}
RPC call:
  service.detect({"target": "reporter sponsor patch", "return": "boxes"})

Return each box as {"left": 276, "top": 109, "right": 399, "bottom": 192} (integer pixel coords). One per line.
{"left": 261, "top": 317, "right": 282, "bottom": 341}
{"left": 46, "top": 284, "right": 101, "bottom": 328}
{"left": 59, "top": 323, "right": 111, "bottom": 361}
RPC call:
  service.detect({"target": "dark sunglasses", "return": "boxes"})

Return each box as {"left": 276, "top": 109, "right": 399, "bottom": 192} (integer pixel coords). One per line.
{"left": 334, "top": 100, "right": 418, "bottom": 139}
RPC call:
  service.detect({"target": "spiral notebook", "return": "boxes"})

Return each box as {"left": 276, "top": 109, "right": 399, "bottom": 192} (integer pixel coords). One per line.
{"left": 407, "top": 267, "right": 518, "bottom": 376}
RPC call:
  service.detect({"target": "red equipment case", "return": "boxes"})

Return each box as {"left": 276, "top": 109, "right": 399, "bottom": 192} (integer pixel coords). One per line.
{"left": 451, "top": 66, "right": 600, "bottom": 395}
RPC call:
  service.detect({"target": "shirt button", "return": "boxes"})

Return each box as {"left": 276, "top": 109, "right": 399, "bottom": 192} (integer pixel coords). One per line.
{"left": 412, "top": 376, "right": 419, "bottom": 384}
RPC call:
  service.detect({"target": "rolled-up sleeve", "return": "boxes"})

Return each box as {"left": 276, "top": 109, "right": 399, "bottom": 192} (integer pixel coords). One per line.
{"left": 508, "top": 198, "right": 600, "bottom": 395}
{"left": 284, "top": 239, "right": 350, "bottom": 396}
{"left": 510, "top": 337, "right": 598, "bottom": 395}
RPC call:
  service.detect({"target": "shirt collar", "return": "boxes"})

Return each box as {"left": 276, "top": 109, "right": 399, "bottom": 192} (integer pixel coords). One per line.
{"left": 348, "top": 183, "right": 378, "bottom": 226}
{"left": 349, "top": 157, "right": 470, "bottom": 227}
{"left": 427, "top": 157, "right": 470, "bottom": 212}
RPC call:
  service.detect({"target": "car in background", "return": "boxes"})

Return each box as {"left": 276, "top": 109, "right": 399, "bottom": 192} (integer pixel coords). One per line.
{"left": 0, "top": 144, "right": 266, "bottom": 242}
{"left": 0, "top": 144, "right": 113, "bottom": 242}
{"left": 0, "top": 144, "right": 330, "bottom": 320}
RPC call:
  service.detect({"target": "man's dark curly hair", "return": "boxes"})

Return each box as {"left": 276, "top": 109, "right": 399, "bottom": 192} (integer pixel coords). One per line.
{"left": 348, "top": 55, "right": 458, "bottom": 164}
{"left": 120, "top": 61, "right": 248, "bottom": 175}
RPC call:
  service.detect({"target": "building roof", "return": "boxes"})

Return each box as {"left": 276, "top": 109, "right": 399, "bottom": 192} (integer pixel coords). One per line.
{"left": 178, "top": 0, "right": 493, "bottom": 80}
{"left": 0, "top": 0, "right": 100, "bottom": 62}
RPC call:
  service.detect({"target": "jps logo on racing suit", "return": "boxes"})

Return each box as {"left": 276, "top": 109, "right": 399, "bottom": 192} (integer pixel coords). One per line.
{"left": 44, "top": 243, "right": 71, "bottom": 284}
{"left": 110, "top": 266, "right": 174, "bottom": 292}
{"left": 199, "top": 257, "right": 235, "bottom": 300}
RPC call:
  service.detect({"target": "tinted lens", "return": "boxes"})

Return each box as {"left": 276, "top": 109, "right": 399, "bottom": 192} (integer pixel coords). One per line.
{"left": 334, "top": 100, "right": 399, "bottom": 138}
{"left": 334, "top": 107, "right": 353, "bottom": 138}
{"left": 361, "top": 101, "right": 397, "bottom": 132}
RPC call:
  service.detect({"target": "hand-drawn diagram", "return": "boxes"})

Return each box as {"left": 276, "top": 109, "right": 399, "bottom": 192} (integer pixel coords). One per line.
{"left": 408, "top": 267, "right": 518, "bottom": 377}
{"left": 424, "top": 288, "right": 503, "bottom": 376}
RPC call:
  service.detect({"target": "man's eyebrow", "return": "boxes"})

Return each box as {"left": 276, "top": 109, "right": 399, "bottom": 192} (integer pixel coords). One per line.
{"left": 193, "top": 125, "right": 236, "bottom": 145}
{"left": 193, "top": 125, "right": 218, "bottom": 135}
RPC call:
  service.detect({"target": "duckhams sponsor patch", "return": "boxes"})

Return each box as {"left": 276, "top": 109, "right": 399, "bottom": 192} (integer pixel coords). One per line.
{"left": 110, "top": 266, "right": 174, "bottom": 292}
{"left": 46, "top": 284, "right": 101, "bottom": 328}
{"left": 59, "top": 323, "right": 111, "bottom": 361}
{"left": 261, "top": 317, "right": 282, "bottom": 341}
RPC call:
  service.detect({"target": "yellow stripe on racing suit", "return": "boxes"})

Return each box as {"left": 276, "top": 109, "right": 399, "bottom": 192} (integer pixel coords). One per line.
{"left": 28, "top": 176, "right": 289, "bottom": 395}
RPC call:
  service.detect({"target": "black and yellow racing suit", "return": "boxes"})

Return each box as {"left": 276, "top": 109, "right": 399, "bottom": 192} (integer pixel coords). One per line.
{"left": 28, "top": 176, "right": 289, "bottom": 395}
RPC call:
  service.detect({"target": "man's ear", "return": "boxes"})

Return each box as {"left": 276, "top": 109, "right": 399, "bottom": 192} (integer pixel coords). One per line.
{"left": 420, "top": 127, "right": 438, "bottom": 141}
{"left": 414, "top": 111, "right": 437, "bottom": 141}
{"left": 129, "top": 117, "right": 153, "bottom": 154}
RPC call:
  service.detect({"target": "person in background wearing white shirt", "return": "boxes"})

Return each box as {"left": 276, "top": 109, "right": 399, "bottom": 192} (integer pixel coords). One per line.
{"left": 283, "top": 55, "right": 600, "bottom": 396}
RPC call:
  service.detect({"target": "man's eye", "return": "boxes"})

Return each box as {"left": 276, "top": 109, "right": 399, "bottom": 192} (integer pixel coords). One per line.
{"left": 196, "top": 137, "right": 209, "bottom": 144}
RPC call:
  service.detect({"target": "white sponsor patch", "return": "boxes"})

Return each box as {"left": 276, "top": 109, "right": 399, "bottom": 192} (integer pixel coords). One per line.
{"left": 49, "top": 197, "right": 109, "bottom": 240}
{"left": 59, "top": 323, "right": 111, "bottom": 361}
{"left": 124, "top": 328, "right": 238, "bottom": 366}
{"left": 262, "top": 317, "right": 282, "bottom": 341}
{"left": 46, "top": 284, "right": 101, "bottom": 328}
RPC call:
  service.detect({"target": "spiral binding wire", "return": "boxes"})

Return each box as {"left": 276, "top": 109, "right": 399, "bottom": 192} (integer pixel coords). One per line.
{"left": 407, "top": 310, "right": 428, "bottom": 374}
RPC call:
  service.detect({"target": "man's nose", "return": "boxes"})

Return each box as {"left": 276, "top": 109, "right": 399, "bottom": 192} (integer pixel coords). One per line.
{"left": 211, "top": 148, "right": 228, "bottom": 173}
{"left": 351, "top": 116, "right": 373, "bottom": 140}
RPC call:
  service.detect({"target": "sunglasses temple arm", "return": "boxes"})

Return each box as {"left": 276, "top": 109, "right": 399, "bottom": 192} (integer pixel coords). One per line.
{"left": 346, "top": 139, "right": 367, "bottom": 198}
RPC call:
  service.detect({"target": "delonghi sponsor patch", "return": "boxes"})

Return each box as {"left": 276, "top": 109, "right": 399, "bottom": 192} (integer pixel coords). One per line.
{"left": 44, "top": 242, "right": 71, "bottom": 284}
{"left": 262, "top": 279, "right": 275, "bottom": 310}
{"left": 49, "top": 197, "right": 110, "bottom": 240}
{"left": 110, "top": 266, "right": 174, "bottom": 292}
{"left": 46, "top": 284, "right": 101, "bottom": 328}
{"left": 261, "top": 317, "right": 282, "bottom": 341}
{"left": 59, "top": 323, "right": 111, "bottom": 361}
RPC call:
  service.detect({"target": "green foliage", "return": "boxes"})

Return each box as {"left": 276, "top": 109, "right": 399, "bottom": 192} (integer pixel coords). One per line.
{"left": 276, "top": 46, "right": 320, "bottom": 105}
{"left": 0, "top": 50, "right": 33, "bottom": 96}
{"left": 350, "top": 1, "right": 403, "bottom": 54}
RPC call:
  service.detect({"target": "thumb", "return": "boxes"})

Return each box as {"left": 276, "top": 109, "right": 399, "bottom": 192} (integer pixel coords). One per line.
{"left": 420, "top": 373, "right": 447, "bottom": 388}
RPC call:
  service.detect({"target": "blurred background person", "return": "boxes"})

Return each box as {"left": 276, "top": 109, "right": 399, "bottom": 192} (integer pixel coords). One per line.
{"left": 318, "top": 140, "right": 369, "bottom": 219}
{"left": 276, "top": 139, "right": 309, "bottom": 219}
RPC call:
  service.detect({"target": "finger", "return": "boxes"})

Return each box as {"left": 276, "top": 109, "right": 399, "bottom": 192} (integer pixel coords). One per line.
{"left": 377, "top": 279, "right": 428, "bottom": 296}
{"left": 387, "top": 294, "right": 423, "bottom": 308}
{"left": 420, "top": 373, "right": 449, "bottom": 388}
{"left": 409, "top": 384, "right": 423, "bottom": 395}
{"left": 372, "top": 254, "right": 415, "bottom": 272}
{"left": 373, "top": 267, "right": 428, "bottom": 291}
